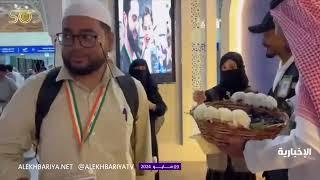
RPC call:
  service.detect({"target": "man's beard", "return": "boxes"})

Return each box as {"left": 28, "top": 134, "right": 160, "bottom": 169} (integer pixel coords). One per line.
{"left": 266, "top": 49, "right": 276, "bottom": 58}
{"left": 62, "top": 56, "right": 106, "bottom": 76}
{"left": 127, "top": 26, "right": 140, "bottom": 55}
{"left": 266, "top": 53, "right": 276, "bottom": 58}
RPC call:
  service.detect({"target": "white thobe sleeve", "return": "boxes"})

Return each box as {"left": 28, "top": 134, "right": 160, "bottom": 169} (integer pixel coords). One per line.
{"left": 243, "top": 116, "right": 320, "bottom": 173}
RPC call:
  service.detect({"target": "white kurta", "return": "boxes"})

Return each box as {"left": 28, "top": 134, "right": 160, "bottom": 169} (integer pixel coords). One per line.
{"left": 0, "top": 64, "right": 153, "bottom": 180}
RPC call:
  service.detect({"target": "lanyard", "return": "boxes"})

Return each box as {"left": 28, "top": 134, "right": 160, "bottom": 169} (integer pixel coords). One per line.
{"left": 65, "top": 80, "right": 108, "bottom": 148}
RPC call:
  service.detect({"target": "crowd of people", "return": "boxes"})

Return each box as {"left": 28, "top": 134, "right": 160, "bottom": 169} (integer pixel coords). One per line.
{"left": 193, "top": 0, "right": 319, "bottom": 180}
{"left": 0, "top": 0, "right": 319, "bottom": 180}
{"left": 0, "top": 64, "right": 21, "bottom": 114}
{"left": 0, "top": 62, "right": 51, "bottom": 115}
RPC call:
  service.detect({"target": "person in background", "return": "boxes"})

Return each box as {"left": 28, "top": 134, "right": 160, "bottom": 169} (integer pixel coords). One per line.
{"left": 141, "top": 7, "right": 156, "bottom": 73}
{"left": 120, "top": 0, "right": 141, "bottom": 73}
{"left": 34, "top": 62, "right": 47, "bottom": 74}
{"left": 0, "top": 64, "right": 17, "bottom": 111}
{"left": 48, "top": 64, "right": 54, "bottom": 70}
{"left": 193, "top": 52, "right": 255, "bottom": 180}
{"left": 217, "top": 0, "right": 320, "bottom": 180}
{"left": 129, "top": 59, "right": 167, "bottom": 180}
{"left": 26, "top": 69, "right": 36, "bottom": 79}
{"left": 248, "top": 8, "right": 299, "bottom": 180}
{"left": 10, "top": 66, "right": 25, "bottom": 88}
{"left": 194, "top": 52, "right": 252, "bottom": 104}
{"left": 5, "top": 65, "right": 16, "bottom": 82}
{"left": 249, "top": 11, "right": 299, "bottom": 111}
{"left": 0, "top": 1, "right": 152, "bottom": 179}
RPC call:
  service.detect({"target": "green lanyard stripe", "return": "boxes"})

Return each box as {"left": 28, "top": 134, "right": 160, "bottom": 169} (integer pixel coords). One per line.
{"left": 68, "top": 80, "right": 83, "bottom": 138}
{"left": 84, "top": 86, "right": 107, "bottom": 142}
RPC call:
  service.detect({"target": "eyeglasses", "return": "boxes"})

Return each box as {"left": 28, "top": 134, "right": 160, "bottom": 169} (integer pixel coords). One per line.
{"left": 56, "top": 33, "right": 98, "bottom": 48}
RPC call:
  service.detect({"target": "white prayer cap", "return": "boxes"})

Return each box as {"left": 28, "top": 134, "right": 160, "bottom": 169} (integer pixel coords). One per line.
{"left": 63, "top": 0, "right": 112, "bottom": 28}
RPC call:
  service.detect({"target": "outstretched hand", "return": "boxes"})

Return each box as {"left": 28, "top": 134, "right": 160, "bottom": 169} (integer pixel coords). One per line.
{"left": 193, "top": 91, "right": 206, "bottom": 105}
{"left": 212, "top": 133, "right": 247, "bottom": 158}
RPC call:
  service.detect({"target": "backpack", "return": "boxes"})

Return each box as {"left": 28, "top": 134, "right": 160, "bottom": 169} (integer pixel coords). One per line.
{"left": 35, "top": 67, "right": 139, "bottom": 144}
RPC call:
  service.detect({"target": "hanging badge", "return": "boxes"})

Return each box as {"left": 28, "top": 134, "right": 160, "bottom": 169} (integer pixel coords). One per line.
{"left": 277, "top": 75, "right": 293, "bottom": 98}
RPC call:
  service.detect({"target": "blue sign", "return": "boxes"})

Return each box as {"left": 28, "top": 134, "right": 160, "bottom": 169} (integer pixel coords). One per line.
{"left": 0, "top": 46, "right": 55, "bottom": 54}
{"left": 0, "top": 47, "right": 17, "bottom": 54}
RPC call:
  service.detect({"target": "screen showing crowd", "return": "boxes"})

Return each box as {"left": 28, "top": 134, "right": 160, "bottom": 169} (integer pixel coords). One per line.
{"left": 117, "top": 0, "right": 173, "bottom": 74}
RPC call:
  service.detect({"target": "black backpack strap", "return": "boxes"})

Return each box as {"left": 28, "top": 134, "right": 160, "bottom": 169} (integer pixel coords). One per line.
{"left": 115, "top": 75, "right": 139, "bottom": 121}
{"left": 35, "top": 67, "right": 63, "bottom": 141}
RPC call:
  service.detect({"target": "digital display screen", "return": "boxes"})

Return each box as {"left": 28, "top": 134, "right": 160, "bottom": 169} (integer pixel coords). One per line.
{"left": 116, "top": 0, "right": 175, "bottom": 82}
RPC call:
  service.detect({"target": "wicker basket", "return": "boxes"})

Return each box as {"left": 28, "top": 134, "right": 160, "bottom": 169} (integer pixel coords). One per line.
{"left": 193, "top": 101, "right": 289, "bottom": 144}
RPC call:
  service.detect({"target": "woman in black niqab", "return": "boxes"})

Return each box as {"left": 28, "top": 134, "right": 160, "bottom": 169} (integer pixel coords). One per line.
{"left": 129, "top": 59, "right": 167, "bottom": 180}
